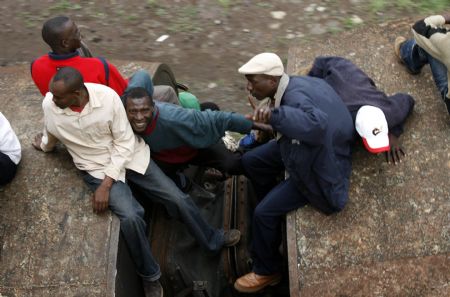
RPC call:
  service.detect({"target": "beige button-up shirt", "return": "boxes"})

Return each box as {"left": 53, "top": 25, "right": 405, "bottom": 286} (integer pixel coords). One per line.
{"left": 40, "top": 83, "right": 150, "bottom": 182}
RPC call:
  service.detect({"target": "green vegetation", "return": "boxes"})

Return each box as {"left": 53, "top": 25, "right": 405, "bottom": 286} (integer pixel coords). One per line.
{"left": 49, "top": 0, "right": 82, "bottom": 12}
{"left": 217, "top": 0, "right": 231, "bottom": 8}
{"left": 167, "top": 6, "right": 202, "bottom": 33}
{"left": 343, "top": 16, "right": 363, "bottom": 30}
{"left": 370, "top": 0, "right": 450, "bottom": 13}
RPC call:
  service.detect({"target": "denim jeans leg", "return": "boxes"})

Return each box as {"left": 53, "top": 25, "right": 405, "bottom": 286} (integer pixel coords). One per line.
{"left": 399, "top": 39, "right": 428, "bottom": 74}
{"left": 126, "top": 159, "right": 224, "bottom": 252}
{"left": 425, "top": 52, "right": 449, "bottom": 101}
{"left": 124, "top": 69, "right": 154, "bottom": 97}
{"left": 82, "top": 174, "right": 161, "bottom": 281}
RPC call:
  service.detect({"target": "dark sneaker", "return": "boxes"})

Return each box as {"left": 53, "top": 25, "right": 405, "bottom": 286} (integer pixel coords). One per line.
{"left": 223, "top": 229, "right": 241, "bottom": 247}
{"left": 143, "top": 279, "right": 163, "bottom": 297}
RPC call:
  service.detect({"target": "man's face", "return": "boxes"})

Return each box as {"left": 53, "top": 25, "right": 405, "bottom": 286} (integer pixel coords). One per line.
{"left": 126, "top": 97, "right": 154, "bottom": 134}
{"left": 50, "top": 80, "right": 80, "bottom": 109}
{"left": 61, "top": 20, "right": 81, "bottom": 51}
{"left": 245, "top": 74, "right": 277, "bottom": 100}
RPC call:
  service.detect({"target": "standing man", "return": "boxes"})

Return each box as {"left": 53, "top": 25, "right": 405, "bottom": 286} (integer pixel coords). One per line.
{"left": 233, "top": 53, "right": 354, "bottom": 293}
{"left": 394, "top": 13, "right": 450, "bottom": 115}
{"left": 123, "top": 87, "right": 271, "bottom": 189}
{"left": 0, "top": 112, "right": 21, "bottom": 185}
{"left": 32, "top": 67, "right": 240, "bottom": 297}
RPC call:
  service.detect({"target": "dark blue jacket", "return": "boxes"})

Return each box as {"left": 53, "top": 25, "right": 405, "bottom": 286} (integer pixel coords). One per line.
{"left": 308, "top": 56, "right": 415, "bottom": 137}
{"left": 271, "top": 76, "right": 354, "bottom": 214}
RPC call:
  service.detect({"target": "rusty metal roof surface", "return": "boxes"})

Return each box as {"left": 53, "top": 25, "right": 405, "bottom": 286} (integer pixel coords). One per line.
{"left": 286, "top": 20, "right": 450, "bottom": 297}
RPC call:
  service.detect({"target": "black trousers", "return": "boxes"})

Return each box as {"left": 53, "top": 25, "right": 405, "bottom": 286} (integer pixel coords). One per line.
{"left": 0, "top": 152, "right": 17, "bottom": 185}
{"left": 153, "top": 140, "right": 243, "bottom": 189}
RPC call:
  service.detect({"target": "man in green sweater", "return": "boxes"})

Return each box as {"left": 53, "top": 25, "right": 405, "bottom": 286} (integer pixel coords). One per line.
{"left": 394, "top": 13, "right": 450, "bottom": 115}
{"left": 123, "top": 87, "right": 270, "bottom": 189}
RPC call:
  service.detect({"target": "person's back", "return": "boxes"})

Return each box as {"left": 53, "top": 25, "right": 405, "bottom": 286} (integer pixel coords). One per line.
{"left": 31, "top": 16, "right": 141, "bottom": 97}
{"left": 32, "top": 52, "right": 127, "bottom": 96}
{"left": 307, "top": 56, "right": 415, "bottom": 130}
{"left": 278, "top": 75, "right": 354, "bottom": 212}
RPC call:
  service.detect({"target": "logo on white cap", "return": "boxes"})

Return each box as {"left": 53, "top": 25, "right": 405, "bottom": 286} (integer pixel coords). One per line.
{"left": 355, "top": 105, "right": 390, "bottom": 153}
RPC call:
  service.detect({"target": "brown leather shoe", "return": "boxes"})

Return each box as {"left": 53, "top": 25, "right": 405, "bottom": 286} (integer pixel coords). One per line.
{"left": 223, "top": 229, "right": 241, "bottom": 247}
{"left": 234, "top": 272, "right": 281, "bottom": 293}
{"left": 394, "top": 36, "right": 406, "bottom": 63}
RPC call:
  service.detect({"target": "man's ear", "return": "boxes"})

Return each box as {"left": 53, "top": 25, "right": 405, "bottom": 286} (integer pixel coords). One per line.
{"left": 61, "top": 38, "right": 69, "bottom": 49}
{"left": 269, "top": 76, "right": 278, "bottom": 87}
{"left": 72, "top": 89, "right": 82, "bottom": 98}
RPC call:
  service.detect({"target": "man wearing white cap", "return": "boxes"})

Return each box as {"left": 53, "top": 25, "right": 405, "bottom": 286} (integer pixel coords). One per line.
{"left": 235, "top": 53, "right": 354, "bottom": 293}
{"left": 304, "top": 56, "right": 415, "bottom": 163}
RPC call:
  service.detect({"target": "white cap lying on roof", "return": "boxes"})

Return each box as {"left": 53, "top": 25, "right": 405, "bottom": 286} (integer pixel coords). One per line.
{"left": 238, "top": 53, "right": 284, "bottom": 76}
{"left": 355, "top": 105, "right": 390, "bottom": 153}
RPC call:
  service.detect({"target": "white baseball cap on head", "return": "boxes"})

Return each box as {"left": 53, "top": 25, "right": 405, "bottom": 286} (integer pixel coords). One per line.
{"left": 238, "top": 53, "right": 284, "bottom": 76}
{"left": 355, "top": 105, "right": 390, "bottom": 153}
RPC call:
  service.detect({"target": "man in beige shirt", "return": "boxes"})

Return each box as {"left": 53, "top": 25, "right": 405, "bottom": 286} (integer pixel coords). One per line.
{"left": 32, "top": 67, "right": 240, "bottom": 297}
{"left": 394, "top": 13, "right": 450, "bottom": 115}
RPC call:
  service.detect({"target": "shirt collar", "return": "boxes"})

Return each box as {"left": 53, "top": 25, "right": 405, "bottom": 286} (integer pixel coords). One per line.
{"left": 50, "top": 83, "right": 100, "bottom": 115}
{"left": 273, "top": 73, "right": 289, "bottom": 140}
{"left": 144, "top": 106, "right": 160, "bottom": 135}
{"left": 48, "top": 51, "right": 79, "bottom": 60}
{"left": 274, "top": 73, "right": 289, "bottom": 108}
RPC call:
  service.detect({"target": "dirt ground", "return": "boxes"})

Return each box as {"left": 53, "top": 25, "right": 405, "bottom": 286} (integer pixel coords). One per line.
{"left": 0, "top": 0, "right": 419, "bottom": 113}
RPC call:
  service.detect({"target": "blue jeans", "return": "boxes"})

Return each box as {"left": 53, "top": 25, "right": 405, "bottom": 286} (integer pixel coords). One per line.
{"left": 399, "top": 39, "right": 449, "bottom": 102}
{"left": 83, "top": 159, "right": 224, "bottom": 280}
{"left": 123, "top": 69, "right": 154, "bottom": 98}
{"left": 242, "top": 140, "right": 309, "bottom": 275}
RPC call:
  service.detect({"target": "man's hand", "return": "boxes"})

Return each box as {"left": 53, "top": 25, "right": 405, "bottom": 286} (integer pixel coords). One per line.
{"left": 92, "top": 176, "right": 114, "bottom": 213}
{"left": 385, "top": 134, "right": 406, "bottom": 165}
{"left": 32, "top": 133, "right": 44, "bottom": 151}
{"left": 247, "top": 94, "right": 257, "bottom": 110}
{"left": 253, "top": 106, "right": 272, "bottom": 123}
{"left": 251, "top": 121, "right": 273, "bottom": 133}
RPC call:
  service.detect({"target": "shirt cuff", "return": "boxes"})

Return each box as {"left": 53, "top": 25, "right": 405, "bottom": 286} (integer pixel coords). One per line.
{"left": 104, "top": 166, "right": 121, "bottom": 181}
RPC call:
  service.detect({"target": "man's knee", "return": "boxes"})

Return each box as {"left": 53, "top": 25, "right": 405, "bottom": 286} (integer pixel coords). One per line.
{"left": 253, "top": 203, "right": 271, "bottom": 223}
{"left": 120, "top": 211, "right": 146, "bottom": 229}
{"left": 153, "top": 85, "right": 179, "bottom": 105}
{"left": 242, "top": 150, "right": 259, "bottom": 173}
{"left": 128, "top": 69, "right": 154, "bottom": 96}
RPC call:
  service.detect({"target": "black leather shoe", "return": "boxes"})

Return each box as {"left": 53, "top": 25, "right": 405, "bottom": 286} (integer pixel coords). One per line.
{"left": 223, "top": 229, "right": 241, "bottom": 247}
{"left": 444, "top": 97, "right": 450, "bottom": 116}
